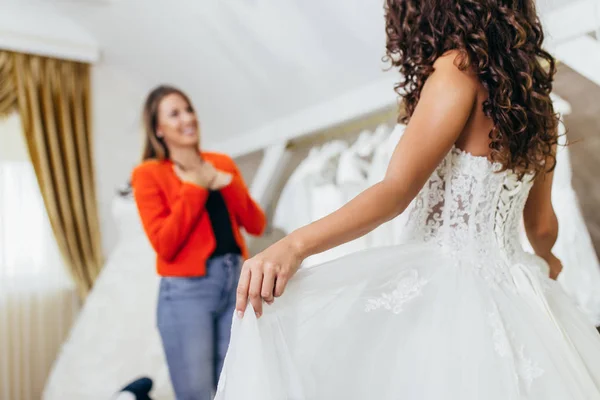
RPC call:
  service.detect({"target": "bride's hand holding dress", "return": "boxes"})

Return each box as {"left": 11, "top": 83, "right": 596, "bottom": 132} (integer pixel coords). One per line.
{"left": 235, "top": 237, "right": 304, "bottom": 318}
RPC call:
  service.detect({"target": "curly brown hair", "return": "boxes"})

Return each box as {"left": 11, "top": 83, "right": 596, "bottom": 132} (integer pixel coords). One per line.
{"left": 384, "top": 0, "right": 559, "bottom": 175}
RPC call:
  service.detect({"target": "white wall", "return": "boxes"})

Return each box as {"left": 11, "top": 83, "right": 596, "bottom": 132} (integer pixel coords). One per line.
{"left": 91, "top": 64, "right": 146, "bottom": 255}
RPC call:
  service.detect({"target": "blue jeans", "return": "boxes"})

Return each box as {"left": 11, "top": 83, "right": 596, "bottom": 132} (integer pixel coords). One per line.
{"left": 157, "top": 254, "right": 241, "bottom": 400}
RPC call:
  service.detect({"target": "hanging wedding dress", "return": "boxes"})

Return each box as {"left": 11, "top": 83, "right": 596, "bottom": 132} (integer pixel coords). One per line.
{"left": 216, "top": 146, "right": 600, "bottom": 400}
{"left": 273, "top": 139, "right": 357, "bottom": 267}
{"left": 305, "top": 130, "right": 383, "bottom": 266}
{"left": 273, "top": 140, "right": 348, "bottom": 239}
{"left": 43, "top": 195, "right": 174, "bottom": 400}
{"left": 273, "top": 130, "right": 388, "bottom": 267}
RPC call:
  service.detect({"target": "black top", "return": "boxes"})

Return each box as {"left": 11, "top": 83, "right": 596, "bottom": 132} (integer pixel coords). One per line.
{"left": 205, "top": 190, "right": 241, "bottom": 258}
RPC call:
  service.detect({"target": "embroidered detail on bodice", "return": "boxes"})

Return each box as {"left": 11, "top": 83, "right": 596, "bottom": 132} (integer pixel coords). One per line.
{"left": 398, "top": 147, "right": 535, "bottom": 285}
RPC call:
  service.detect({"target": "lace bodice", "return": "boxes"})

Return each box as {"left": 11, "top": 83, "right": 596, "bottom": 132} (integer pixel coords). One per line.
{"left": 399, "top": 147, "right": 539, "bottom": 284}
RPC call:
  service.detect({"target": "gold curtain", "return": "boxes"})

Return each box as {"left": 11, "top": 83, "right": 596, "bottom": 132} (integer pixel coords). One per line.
{"left": 9, "top": 51, "right": 103, "bottom": 297}
{"left": 0, "top": 52, "right": 18, "bottom": 117}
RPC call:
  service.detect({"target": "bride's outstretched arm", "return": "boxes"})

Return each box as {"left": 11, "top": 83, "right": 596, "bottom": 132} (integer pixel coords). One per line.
{"left": 236, "top": 54, "right": 478, "bottom": 318}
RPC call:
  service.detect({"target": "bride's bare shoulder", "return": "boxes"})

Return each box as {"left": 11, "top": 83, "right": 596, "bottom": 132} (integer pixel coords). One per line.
{"left": 432, "top": 50, "right": 480, "bottom": 90}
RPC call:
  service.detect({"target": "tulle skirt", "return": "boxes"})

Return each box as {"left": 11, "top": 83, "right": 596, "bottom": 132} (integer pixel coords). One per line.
{"left": 215, "top": 243, "right": 600, "bottom": 399}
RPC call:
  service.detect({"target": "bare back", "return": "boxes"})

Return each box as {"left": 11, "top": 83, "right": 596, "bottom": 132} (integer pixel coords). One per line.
{"left": 454, "top": 82, "right": 495, "bottom": 158}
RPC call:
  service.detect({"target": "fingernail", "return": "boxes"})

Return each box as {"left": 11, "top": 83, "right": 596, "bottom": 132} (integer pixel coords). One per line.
{"left": 255, "top": 312, "right": 261, "bottom": 318}
{"left": 237, "top": 310, "right": 244, "bottom": 319}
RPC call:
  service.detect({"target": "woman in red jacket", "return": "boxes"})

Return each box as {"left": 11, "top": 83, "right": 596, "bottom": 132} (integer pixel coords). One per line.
{"left": 132, "top": 85, "right": 266, "bottom": 400}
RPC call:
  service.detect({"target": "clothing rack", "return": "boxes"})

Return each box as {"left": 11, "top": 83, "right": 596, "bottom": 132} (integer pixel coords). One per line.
{"left": 244, "top": 103, "right": 398, "bottom": 214}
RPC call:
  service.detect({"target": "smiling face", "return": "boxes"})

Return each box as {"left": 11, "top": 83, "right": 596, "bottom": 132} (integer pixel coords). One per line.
{"left": 156, "top": 93, "right": 200, "bottom": 149}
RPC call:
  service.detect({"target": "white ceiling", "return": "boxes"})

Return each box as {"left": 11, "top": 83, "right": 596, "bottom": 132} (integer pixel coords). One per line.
{"left": 18, "top": 0, "right": 394, "bottom": 149}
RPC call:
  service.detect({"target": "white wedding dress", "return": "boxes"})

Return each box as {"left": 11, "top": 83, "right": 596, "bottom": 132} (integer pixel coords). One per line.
{"left": 216, "top": 147, "right": 600, "bottom": 399}
{"left": 43, "top": 196, "right": 174, "bottom": 400}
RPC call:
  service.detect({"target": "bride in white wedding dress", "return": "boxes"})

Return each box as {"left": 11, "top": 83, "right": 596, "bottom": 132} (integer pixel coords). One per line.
{"left": 215, "top": 1, "right": 600, "bottom": 398}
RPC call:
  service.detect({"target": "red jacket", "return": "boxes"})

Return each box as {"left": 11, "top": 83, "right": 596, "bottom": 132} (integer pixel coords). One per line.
{"left": 132, "top": 152, "right": 266, "bottom": 277}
